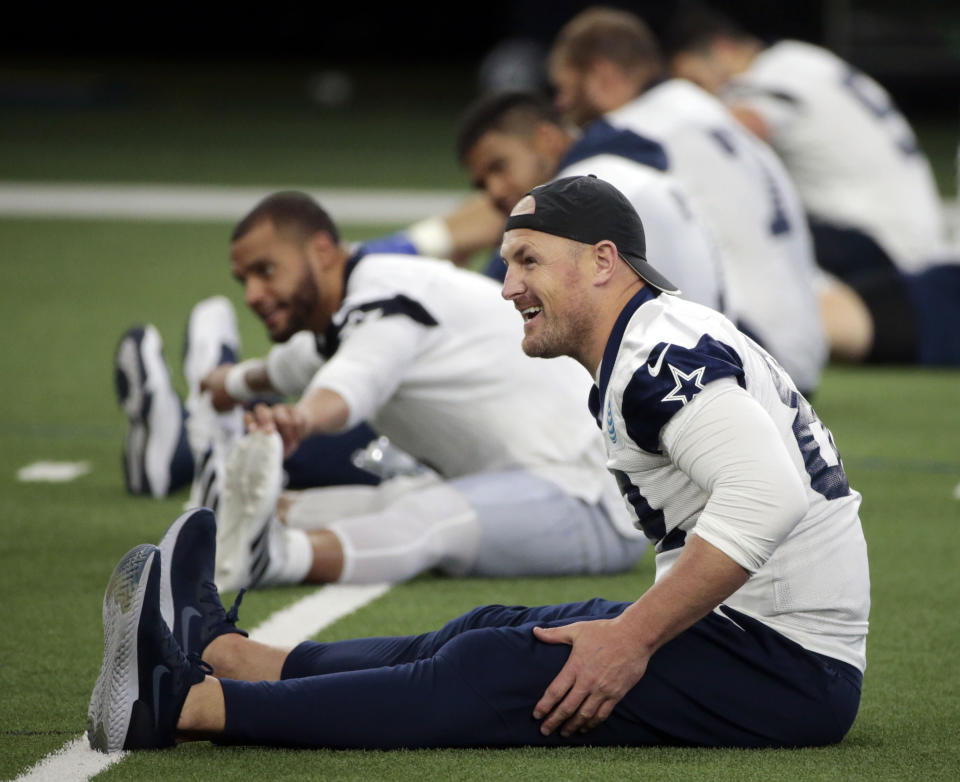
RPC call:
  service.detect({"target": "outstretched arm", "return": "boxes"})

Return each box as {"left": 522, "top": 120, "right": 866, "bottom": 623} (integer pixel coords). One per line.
{"left": 201, "top": 360, "right": 275, "bottom": 412}
{"left": 244, "top": 388, "right": 350, "bottom": 458}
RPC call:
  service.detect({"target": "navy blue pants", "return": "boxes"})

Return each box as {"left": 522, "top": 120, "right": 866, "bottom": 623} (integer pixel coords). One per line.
{"left": 219, "top": 598, "right": 862, "bottom": 749}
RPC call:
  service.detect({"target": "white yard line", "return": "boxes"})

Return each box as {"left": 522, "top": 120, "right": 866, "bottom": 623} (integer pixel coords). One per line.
{"left": 13, "top": 583, "right": 393, "bottom": 782}
{"left": 1, "top": 181, "right": 957, "bottom": 249}
{"left": 0, "top": 182, "right": 465, "bottom": 223}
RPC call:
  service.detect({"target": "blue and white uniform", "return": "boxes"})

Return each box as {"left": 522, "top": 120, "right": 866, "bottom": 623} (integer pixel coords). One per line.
{"left": 592, "top": 286, "right": 869, "bottom": 669}
{"left": 557, "top": 123, "right": 728, "bottom": 313}
{"left": 265, "top": 249, "right": 646, "bottom": 583}
{"left": 217, "top": 287, "right": 869, "bottom": 750}
{"left": 602, "top": 79, "right": 826, "bottom": 394}
{"left": 724, "top": 40, "right": 947, "bottom": 274}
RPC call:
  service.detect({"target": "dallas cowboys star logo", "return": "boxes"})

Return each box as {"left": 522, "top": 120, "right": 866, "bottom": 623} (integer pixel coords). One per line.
{"left": 661, "top": 364, "right": 705, "bottom": 405}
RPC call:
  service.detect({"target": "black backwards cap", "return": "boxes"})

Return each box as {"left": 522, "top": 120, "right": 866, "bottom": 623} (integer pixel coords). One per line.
{"left": 503, "top": 174, "right": 681, "bottom": 295}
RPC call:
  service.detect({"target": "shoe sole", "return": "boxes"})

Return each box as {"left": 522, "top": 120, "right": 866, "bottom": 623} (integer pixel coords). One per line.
{"left": 183, "top": 296, "right": 240, "bottom": 397}
{"left": 115, "top": 328, "right": 150, "bottom": 495}
{"left": 215, "top": 432, "right": 283, "bottom": 592}
{"left": 115, "top": 326, "right": 184, "bottom": 498}
{"left": 87, "top": 544, "right": 159, "bottom": 753}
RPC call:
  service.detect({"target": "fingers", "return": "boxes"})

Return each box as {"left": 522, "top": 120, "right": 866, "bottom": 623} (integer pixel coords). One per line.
{"left": 244, "top": 403, "right": 276, "bottom": 433}
{"left": 532, "top": 663, "right": 575, "bottom": 723}
{"left": 532, "top": 624, "right": 575, "bottom": 645}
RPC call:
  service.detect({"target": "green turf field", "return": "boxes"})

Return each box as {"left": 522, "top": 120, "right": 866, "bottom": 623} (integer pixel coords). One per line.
{"left": 1, "top": 62, "right": 959, "bottom": 781}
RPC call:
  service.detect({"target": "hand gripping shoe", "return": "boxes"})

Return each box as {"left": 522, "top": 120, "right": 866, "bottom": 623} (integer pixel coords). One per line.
{"left": 87, "top": 544, "right": 209, "bottom": 752}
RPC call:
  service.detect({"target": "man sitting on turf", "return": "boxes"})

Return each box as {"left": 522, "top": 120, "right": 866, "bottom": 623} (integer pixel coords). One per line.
{"left": 200, "top": 189, "right": 645, "bottom": 589}
{"left": 88, "top": 175, "right": 870, "bottom": 752}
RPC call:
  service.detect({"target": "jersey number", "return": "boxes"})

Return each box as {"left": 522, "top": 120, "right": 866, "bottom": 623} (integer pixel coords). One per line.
{"left": 758, "top": 350, "right": 850, "bottom": 500}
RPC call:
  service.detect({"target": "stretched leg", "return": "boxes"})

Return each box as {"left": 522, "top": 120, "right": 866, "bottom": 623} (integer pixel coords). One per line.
{"left": 181, "top": 605, "right": 862, "bottom": 750}
{"left": 302, "top": 470, "right": 645, "bottom": 584}
{"left": 91, "top": 537, "right": 860, "bottom": 752}
{"left": 277, "top": 598, "right": 630, "bottom": 680}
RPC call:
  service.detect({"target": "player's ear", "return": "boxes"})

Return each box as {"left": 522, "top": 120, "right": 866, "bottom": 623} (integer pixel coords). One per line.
{"left": 592, "top": 240, "right": 619, "bottom": 285}
{"left": 307, "top": 230, "right": 339, "bottom": 269}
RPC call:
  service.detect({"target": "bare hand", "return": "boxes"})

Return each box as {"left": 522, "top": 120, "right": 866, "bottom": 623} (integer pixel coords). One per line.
{"left": 244, "top": 403, "right": 309, "bottom": 458}
{"left": 199, "top": 365, "right": 237, "bottom": 412}
{"left": 532, "top": 618, "right": 649, "bottom": 737}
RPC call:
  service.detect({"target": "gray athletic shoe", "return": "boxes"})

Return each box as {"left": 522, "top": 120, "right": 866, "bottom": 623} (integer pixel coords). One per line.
{"left": 87, "top": 544, "right": 208, "bottom": 752}
{"left": 114, "top": 325, "right": 193, "bottom": 498}
{"left": 214, "top": 431, "right": 285, "bottom": 592}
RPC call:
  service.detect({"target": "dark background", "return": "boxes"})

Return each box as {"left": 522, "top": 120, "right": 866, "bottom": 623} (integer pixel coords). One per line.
{"left": 3, "top": 0, "right": 960, "bottom": 111}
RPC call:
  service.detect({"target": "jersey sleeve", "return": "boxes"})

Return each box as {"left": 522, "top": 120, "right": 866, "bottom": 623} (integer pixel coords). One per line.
{"left": 265, "top": 331, "right": 326, "bottom": 397}
{"left": 661, "top": 380, "right": 809, "bottom": 573}
{"left": 304, "top": 295, "right": 439, "bottom": 429}
{"left": 620, "top": 333, "right": 745, "bottom": 453}
{"left": 724, "top": 79, "right": 802, "bottom": 137}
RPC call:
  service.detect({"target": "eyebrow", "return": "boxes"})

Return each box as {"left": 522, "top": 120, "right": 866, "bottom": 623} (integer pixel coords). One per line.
{"left": 501, "top": 239, "right": 529, "bottom": 262}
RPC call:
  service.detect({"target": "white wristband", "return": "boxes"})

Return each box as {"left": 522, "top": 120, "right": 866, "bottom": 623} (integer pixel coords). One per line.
{"left": 224, "top": 359, "right": 266, "bottom": 402}
{"left": 405, "top": 216, "right": 453, "bottom": 259}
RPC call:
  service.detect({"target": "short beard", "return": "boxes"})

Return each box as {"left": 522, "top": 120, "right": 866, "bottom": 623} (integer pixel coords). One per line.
{"left": 271, "top": 261, "right": 322, "bottom": 342}
{"left": 521, "top": 303, "right": 591, "bottom": 361}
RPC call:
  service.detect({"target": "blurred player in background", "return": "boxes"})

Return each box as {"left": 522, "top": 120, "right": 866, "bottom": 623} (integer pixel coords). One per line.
{"left": 545, "top": 6, "right": 827, "bottom": 396}
{"left": 204, "top": 189, "right": 646, "bottom": 590}
{"left": 666, "top": 5, "right": 960, "bottom": 365}
{"left": 114, "top": 298, "right": 382, "bottom": 502}
{"left": 455, "top": 89, "right": 728, "bottom": 312}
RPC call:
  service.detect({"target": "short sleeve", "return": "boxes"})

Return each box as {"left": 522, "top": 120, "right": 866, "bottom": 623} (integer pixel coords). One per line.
{"left": 621, "top": 334, "right": 745, "bottom": 453}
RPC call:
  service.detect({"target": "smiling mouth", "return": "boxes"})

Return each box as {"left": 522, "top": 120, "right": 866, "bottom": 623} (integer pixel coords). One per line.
{"left": 521, "top": 306, "right": 542, "bottom": 323}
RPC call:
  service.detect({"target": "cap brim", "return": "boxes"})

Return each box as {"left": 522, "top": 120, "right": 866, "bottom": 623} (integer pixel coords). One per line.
{"left": 621, "top": 252, "right": 681, "bottom": 295}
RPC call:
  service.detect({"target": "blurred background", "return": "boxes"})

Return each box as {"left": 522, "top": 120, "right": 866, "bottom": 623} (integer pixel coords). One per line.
{"left": 1, "top": 0, "right": 959, "bottom": 195}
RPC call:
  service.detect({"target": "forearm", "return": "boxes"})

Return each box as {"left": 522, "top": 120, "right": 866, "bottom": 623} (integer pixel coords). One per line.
{"left": 226, "top": 360, "right": 275, "bottom": 398}
{"left": 294, "top": 387, "right": 351, "bottom": 435}
{"left": 615, "top": 535, "right": 749, "bottom": 654}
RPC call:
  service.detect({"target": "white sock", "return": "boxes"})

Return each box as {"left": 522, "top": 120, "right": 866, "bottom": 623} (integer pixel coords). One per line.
{"left": 262, "top": 525, "right": 313, "bottom": 585}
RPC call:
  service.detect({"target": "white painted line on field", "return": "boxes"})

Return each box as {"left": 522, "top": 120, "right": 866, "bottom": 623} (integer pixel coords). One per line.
{"left": 17, "top": 461, "right": 92, "bottom": 483}
{"left": 953, "top": 482, "right": 960, "bottom": 500}
{"left": 0, "top": 182, "right": 466, "bottom": 223}
{"left": 13, "top": 582, "right": 393, "bottom": 782}
{"left": 248, "top": 583, "right": 393, "bottom": 647}
{"left": 13, "top": 737, "right": 120, "bottom": 782}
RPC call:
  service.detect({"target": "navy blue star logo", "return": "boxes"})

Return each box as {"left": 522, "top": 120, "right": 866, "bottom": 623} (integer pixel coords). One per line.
{"left": 661, "top": 364, "right": 705, "bottom": 405}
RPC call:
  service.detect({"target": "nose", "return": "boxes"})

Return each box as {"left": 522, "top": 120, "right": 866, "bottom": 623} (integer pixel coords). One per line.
{"left": 245, "top": 277, "right": 265, "bottom": 310}
{"left": 485, "top": 175, "right": 512, "bottom": 212}
{"left": 501, "top": 263, "right": 523, "bottom": 301}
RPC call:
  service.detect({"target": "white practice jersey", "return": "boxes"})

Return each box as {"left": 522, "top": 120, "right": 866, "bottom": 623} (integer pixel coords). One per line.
{"left": 592, "top": 287, "right": 869, "bottom": 670}
{"left": 725, "top": 40, "right": 946, "bottom": 272}
{"left": 266, "top": 250, "right": 632, "bottom": 531}
{"left": 604, "top": 79, "right": 826, "bottom": 393}
{"left": 559, "top": 153, "right": 728, "bottom": 314}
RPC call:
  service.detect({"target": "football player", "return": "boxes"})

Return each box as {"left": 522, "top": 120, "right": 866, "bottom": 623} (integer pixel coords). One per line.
{"left": 667, "top": 5, "right": 960, "bottom": 365}
{"left": 546, "top": 6, "right": 827, "bottom": 395}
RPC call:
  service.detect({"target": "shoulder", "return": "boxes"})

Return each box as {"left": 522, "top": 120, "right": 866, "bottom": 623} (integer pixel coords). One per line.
{"left": 747, "top": 40, "right": 840, "bottom": 84}
{"left": 611, "top": 298, "right": 747, "bottom": 452}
